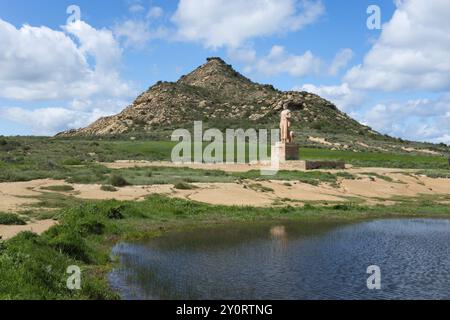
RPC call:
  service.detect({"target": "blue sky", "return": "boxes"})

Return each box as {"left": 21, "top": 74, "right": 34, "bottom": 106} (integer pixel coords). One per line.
{"left": 0, "top": 0, "right": 449, "bottom": 144}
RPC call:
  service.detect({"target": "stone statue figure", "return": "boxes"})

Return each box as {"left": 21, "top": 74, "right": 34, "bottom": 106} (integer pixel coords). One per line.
{"left": 272, "top": 103, "right": 299, "bottom": 162}
{"left": 280, "top": 104, "right": 294, "bottom": 143}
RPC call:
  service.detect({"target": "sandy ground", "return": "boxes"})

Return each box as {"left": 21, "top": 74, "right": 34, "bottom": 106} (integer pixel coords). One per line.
{"left": 1, "top": 165, "right": 449, "bottom": 239}
{"left": 0, "top": 180, "right": 43, "bottom": 212}
{"left": 0, "top": 220, "right": 56, "bottom": 240}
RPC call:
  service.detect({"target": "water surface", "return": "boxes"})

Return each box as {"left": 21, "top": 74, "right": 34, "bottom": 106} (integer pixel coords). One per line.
{"left": 109, "top": 219, "right": 450, "bottom": 300}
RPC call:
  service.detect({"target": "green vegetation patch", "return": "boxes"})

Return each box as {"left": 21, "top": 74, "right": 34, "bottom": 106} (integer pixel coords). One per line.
{"left": 300, "top": 148, "right": 448, "bottom": 169}
{"left": 0, "top": 213, "right": 27, "bottom": 225}
{"left": 246, "top": 183, "right": 274, "bottom": 193}
{"left": 41, "top": 185, "right": 75, "bottom": 192}
{"left": 109, "top": 175, "right": 130, "bottom": 187}
{"left": 235, "top": 170, "right": 355, "bottom": 186}
{"left": 174, "top": 182, "right": 197, "bottom": 190}
{"left": 101, "top": 185, "right": 118, "bottom": 192}
{"left": 416, "top": 170, "right": 450, "bottom": 179}
{"left": 0, "top": 137, "right": 448, "bottom": 185}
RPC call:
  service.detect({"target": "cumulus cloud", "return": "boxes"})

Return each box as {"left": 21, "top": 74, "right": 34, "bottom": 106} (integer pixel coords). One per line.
{"left": 1, "top": 107, "right": 87, "bottom": 135}
{"left": 296, "top": 83, "right": 363, "bottom": 112}
{"left": 359, "top": 96, "right": 450, "bottom": 144}
{"left": 298, "top": 81, "right": 450, "bottom": 143}
{"left": 0, "top": 99, "right": 128, "bottom": 136}
{"left": 245, "top": 45, "right": 321, "bottom": 77}
{"left": 171, "top": 0, "right": 325, "bottom": 48}
{"left": 344, "top": 0, "right": 450, "bottom": 92}
{"left": 114, "top": 5, "right": 168, "bottom": 49}
{"left": 233, "top": 46, "right": 356, "bottom": 79}
{"left": 338, "top": 0, "right": 450, "bottom": 143}
{"left": 0, "top": 19, "right": 131, "bottom": 101}
{"left": 114, "top": 20, "right": 153, "bottom": 48}
{"left": 0, "top": 18, "right": 135, "bottom": 135}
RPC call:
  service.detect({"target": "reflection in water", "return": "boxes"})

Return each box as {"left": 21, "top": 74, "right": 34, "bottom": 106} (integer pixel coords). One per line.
{"left": 109, "top": 219, "right": 450, "bottom": 300}
{"left": 270, "top": 225, "right": 287, "bottom": 240}
{"left": 270, "top": 225, "right": 288, "bottom": 253}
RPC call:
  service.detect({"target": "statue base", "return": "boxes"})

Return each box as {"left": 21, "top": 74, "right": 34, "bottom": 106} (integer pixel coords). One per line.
{"left": 271, "top": 142, "right": 299, "bottom": 163}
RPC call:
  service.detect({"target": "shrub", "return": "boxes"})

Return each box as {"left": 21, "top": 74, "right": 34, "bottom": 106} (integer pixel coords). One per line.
{"left": 303, "top": 203, "right": 315, "bottom": 210}
{"left": 110, "top": 175, "right": 130, "bottom": 187}
{"left": 78, "top": 219, "right": 105, "bottom": 235}
{"left": 332, "top": 204, "right": 353, "bottom": 211}
{"left": 106, "top": 206, "right": 124, "bottom": 220}
{"left": 248, "top": 183, "right": 274, "bottom": 193}
{"left": 174, "top": 182, "right": 197, "bottom": 190}
{"left": 100, "top": 185, "right": 118, "bottom": 192}
{"left": 0, "top": 213, "right": 26, "bottom": 225}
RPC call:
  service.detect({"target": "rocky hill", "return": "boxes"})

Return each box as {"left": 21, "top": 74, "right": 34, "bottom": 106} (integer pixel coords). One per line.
{"left": 58, "top": 57, "right": 448, "bottom": 155}
{"left": 59, "top": 57, "right": 374, "bottom": 135}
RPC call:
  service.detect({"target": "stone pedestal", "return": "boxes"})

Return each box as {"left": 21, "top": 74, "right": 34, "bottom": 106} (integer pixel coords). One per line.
{"left": 271, "top": 142, "right": 299, "bottom": 163}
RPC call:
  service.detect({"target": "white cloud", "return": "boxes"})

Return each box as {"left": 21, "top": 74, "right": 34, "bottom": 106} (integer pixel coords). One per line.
{"left": 147, "top": 6, "right": 164, "bottom": 19}
{"left": 129, "top": 4, "right": 145, "bottom": 13}
{"left": 297, "top": 83, "right": 363, "bottom": 112}
{"left": 0, "top": 98, "right": 128, "bottom": 135}
{"left": 232, "top": 46, "right": 354, "bottom": 79}
{"left": 227, "top": 47, "right": 257, "bottom": 64}
{"left": 358, "top": 97, "right": 450, "bottom": 144}
{"left": 114, "top": 6, "right": 169, "bottom": 49}
{"left": 64, "top": 21, "right": 122, "bottom": 73}
{"left": 344, "top": 0, "right": 450, "bottom": 91}
{"left": 1, "top": 107, "right": 88, "bottom": 135}
{"left": 171, "top": 0, "right": 324, "bottom": 48}
{"left": 329, "top": 48, "right": 353, "bottom": 76}
{"left": 0, "top": 19, "right": 131, "bottom": 101}
{"left": 247, "top": 45, "right": 321, "bottom": 77}
{"left": 0, "top": 18, "right": 135, "bottom": 135}
{"left": 114, "top": 20, "right": 153, "bottom": 48}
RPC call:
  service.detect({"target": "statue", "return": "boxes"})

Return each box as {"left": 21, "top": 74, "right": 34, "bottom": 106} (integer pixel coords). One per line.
{"left": 280, "top": 104, "right": 294, "bottom": 143}
{"left": 272, "top": 103, "right": 299, "bottom": 162}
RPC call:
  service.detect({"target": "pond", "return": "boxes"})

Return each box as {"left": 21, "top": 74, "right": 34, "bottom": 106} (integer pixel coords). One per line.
{"left": 109, "top": 218, "right": 450, "bottom": 300}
